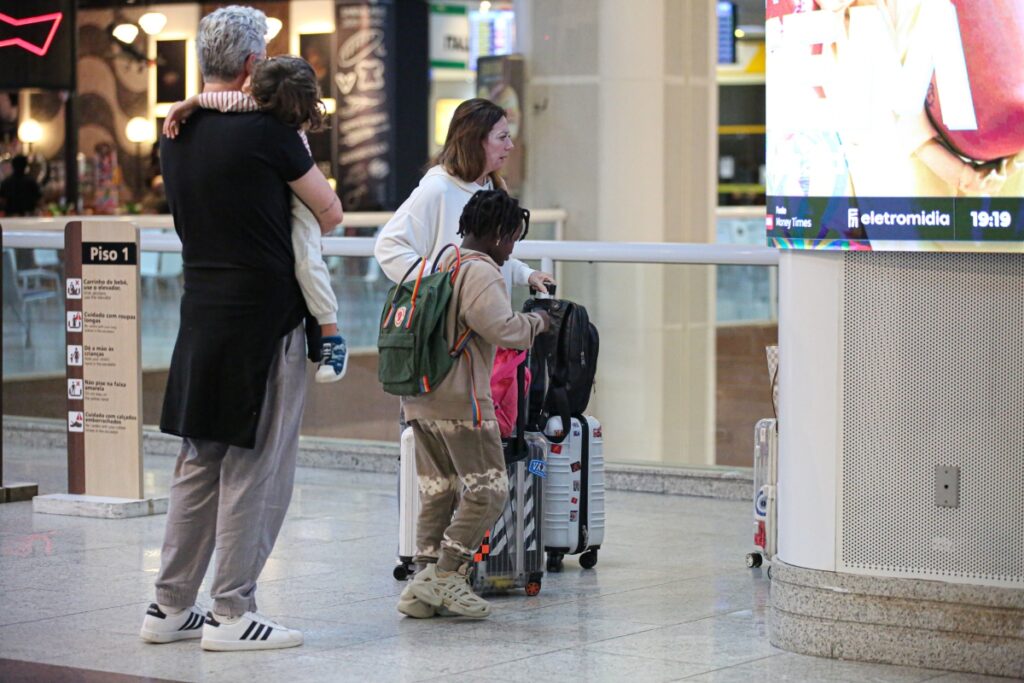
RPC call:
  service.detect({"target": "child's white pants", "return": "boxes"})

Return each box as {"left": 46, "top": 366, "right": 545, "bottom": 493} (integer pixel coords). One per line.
{"left": 291, "top": 194, "right": 338, "bottom": 326}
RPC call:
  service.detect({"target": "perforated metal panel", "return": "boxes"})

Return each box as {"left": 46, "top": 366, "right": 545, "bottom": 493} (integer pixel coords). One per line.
{"left": 839, "top": 252, "right": 1024, "bottom": 587}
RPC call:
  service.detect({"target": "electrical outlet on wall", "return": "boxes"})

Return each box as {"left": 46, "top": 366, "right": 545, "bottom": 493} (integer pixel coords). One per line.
{"left": 935, "top": 465, "right": 960, "bottom": 508}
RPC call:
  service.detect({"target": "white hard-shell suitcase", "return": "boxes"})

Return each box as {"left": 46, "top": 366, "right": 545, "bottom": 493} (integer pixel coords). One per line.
{"left": 746, "top": 418, "right": 778, "bottom": 568}
{"left": 542, "top": 414, "right": 605, "bottom": 571}
{"left": 394, "top": 427, "right": 419, "bottom": 580}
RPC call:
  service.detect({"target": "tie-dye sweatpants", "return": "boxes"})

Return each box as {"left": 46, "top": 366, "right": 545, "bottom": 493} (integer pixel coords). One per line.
{"left": 410, "top": 418, "right": 509, "bottom": 572}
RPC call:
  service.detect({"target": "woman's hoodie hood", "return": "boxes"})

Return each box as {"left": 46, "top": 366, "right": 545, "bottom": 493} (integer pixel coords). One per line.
{"left": 423, "top": 164, "right": 488, "bottom": 194}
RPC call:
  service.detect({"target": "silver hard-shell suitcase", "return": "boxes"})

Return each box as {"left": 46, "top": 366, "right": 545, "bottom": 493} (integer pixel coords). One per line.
{"left": 542, "top": 414, "right": 605, "bottom": 572}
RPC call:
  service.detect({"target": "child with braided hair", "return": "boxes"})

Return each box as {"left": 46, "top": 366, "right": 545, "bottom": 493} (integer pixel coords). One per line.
{"left": 163, "top": 55, "right": 349, "bottom": 383}
{"left": 397, "top": 189, "right": 550, "bottom": 619}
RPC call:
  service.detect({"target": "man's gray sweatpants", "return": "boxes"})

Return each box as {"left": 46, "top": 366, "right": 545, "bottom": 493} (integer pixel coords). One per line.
{"left": 154, "top": 324, "right": 307, "bottom": 617}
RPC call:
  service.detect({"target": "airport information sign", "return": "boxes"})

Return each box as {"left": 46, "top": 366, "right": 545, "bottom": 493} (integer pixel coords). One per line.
{"left": 65, "top": 222, "right": 144, "bottom": 498}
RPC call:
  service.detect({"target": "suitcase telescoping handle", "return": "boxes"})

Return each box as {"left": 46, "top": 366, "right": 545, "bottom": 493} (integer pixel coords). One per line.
{"left": 530, "top": 283, "right": 556, "bottom": 299}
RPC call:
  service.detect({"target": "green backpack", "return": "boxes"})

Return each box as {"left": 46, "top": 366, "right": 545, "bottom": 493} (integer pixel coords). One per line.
{"left": 377, "top": 245, "right": 479, "bottom": 396}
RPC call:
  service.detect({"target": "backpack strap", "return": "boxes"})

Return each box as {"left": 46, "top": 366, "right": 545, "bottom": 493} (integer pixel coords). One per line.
{"left": 537, "top": 301, "right": 570, "bottom": 442}
{"left": 442, "top": 250, "right": 494, "bottom": 428}
{"left": 513, "top": 357, "right": 527, "bottom": 458}
{"left": 448, "top": 322, "right": 481, "bottom": 428}
{"left": 464, "top": 349, "right": 483, "bottom": 428}
{"left": 389, "top": 245, "right": 462, "bottom": 331}
{"left": 443, "top": 251, "right": 490, "bottom": 356}
{"left": 382, "top": 257, "right": 427, "bottom": 328}
{"left": 405, "top": 255, "right": 436, "bottom": 329}
{"left": 431, "top": 243, "right": 460, "bottom": 275}
{"left": 545, "top": 384, "right": 572, "bottom": 444}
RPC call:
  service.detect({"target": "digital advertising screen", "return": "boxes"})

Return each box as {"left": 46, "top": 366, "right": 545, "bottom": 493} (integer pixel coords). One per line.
{"left": 0, "top": 0, "right": 76, "bottom": 90}
{"left": 765, "top": 0, "right": 1024, "bottom": 252}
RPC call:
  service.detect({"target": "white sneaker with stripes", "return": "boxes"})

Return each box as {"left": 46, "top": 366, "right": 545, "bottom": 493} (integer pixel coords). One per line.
{"left": 200, "top": 611, "right": 303, "bottom": 651}
{"left": 139, "top": 603, "right": 206, "bottom": 643}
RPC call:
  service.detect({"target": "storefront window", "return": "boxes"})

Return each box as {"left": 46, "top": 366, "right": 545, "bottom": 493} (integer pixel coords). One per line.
{"left": 717, "top": 0, "right": 766, "bottom": 209}
{"left": 428, "top": 1, "right": 516, "bottom": 157}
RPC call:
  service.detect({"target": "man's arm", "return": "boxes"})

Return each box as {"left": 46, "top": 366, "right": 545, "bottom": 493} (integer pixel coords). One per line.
{"left": 288, "top": 167, "right": 343, "bottom": 234}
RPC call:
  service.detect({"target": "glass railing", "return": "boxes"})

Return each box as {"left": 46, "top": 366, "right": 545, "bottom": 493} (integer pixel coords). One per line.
{"left": 2, "top": 209, "right": 776, "bottom": 469}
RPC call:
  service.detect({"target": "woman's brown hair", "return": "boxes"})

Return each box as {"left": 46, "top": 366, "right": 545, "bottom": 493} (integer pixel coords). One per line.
{"left": 250, "top": 55, "right": 327, "bottom": 132}
{"left": 434, "top": 98, "right": 507, "bottom": 189}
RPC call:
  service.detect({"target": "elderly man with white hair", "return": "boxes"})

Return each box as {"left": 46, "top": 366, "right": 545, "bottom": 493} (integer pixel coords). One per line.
{"left": 139, "top": 5, "right": 341, "bottom": 652}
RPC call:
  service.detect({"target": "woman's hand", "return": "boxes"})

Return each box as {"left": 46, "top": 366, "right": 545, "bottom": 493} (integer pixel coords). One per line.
{"left": 528, "top": 270, "right": 556, "bottom": 295}
{"left": 162, "top": 96, "right": 201, "bottom": 139}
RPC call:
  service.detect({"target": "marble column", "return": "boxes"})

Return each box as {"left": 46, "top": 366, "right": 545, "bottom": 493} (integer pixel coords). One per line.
{"left": 518, "top": 0, "right": 717, "bottom": 466}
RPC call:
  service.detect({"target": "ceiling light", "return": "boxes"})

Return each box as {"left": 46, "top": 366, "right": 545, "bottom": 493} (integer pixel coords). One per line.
{"left": 138, "top": 12, "right": 167, "bottom": 36}
{"left": 480, "top": 1, "right": 491, "bottom": 13}
{"left": 125, "top": 117, "right": 155, "bottom": 144}
{"left": 113, "top": 22, "right": 140, "bottom": 44}
{"left": 265, "top": 17, "right": 283, "bottom": 41}
{"left": 18, "top": 118, "right": 43, "bottom": 144}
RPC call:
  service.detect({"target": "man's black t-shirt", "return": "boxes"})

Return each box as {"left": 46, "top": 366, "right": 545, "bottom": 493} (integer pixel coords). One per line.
{"left": 159, "top": 109, "right": 315, "bottom": 448}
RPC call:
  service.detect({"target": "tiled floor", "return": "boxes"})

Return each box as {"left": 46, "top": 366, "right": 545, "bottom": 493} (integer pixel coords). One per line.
{"left": 0, "top": 445, "right": 1009, "bottom": 682}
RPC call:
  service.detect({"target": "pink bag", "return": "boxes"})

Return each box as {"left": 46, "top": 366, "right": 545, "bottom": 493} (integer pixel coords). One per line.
{"left": 491, "top": 348, "right": 531, "bottom": 438}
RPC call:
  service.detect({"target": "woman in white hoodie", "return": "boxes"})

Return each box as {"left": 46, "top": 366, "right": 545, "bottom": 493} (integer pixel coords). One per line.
{"left": 374, "top": 98, "right": 554, "bottom": 295}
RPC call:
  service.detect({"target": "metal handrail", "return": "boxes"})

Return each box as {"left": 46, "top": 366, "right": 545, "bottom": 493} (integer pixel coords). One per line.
{"left": 716, "top": 205, "right": 767, "bottom": 219}
{"left": 2, "top": 230, "right": 779, "bottom": 266}
{"left": 1, "top": 208, "right": 779, "bottom": 267}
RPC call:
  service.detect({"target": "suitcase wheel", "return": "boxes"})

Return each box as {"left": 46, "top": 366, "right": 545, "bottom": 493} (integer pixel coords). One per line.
{"left": 393, "top": 563, "right": 413, "bottom": 581}
{"left": 579, "top": 549, "right": 598, "bottom": 570}
{"left": 745, "top": 552, "right": 763, "bottom": 569}
{"left": 546, "top": 553, "right": 564, "bottom": 573}
{"left": 525, "top": 581, "right": 541, "bottom": 596}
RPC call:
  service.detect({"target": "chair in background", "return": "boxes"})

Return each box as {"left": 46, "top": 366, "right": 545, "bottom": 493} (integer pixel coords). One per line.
{"left": 33, "top": 248, "right": 63, "bottom": 278}
{"left": 3, "top": 249, "right": 60, "bottom": 347}
{"left": 140, "top": 251, "right": 183, "bottom": 300}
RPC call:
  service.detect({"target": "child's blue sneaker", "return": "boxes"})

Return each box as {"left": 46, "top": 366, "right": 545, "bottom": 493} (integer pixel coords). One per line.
{"left": 315, "top": 335, "right": 348, "bottom": 383}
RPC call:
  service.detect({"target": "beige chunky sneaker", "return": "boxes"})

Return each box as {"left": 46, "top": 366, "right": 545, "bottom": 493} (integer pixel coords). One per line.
{"left": 397, "top": 581, "right": 458, "bottom": 618}
{"left": 407, "top": 563, "right": 491, "bottom": 618}
{"left": 397, "top": 582, "right": 436, "bottom": 619}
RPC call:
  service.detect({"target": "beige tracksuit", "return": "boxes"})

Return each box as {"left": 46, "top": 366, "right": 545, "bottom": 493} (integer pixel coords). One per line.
{"left": 402, "top": 249, "right": 545, "bottom": 572}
